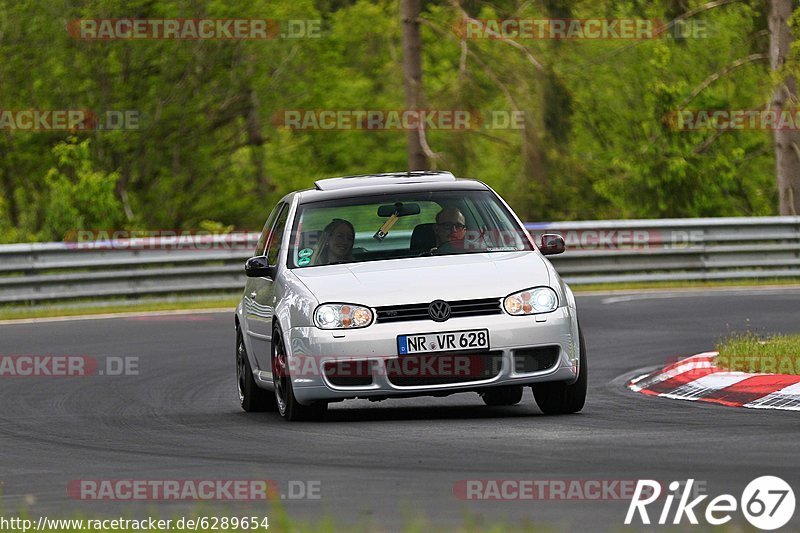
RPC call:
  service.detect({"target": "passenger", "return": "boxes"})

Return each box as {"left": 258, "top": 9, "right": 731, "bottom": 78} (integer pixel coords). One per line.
{"left": 314, "top": 218, "right": 355, "bottom": 265}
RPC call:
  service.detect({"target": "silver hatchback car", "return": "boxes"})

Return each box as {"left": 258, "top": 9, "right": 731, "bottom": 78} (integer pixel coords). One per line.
{"left": 235, "top": 171, "right": 586, "bottom": 421}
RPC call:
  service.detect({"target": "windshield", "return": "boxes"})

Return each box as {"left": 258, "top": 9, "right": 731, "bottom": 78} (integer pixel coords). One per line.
{"left": 288, "top": 190, "right": 532, "bottom": 268}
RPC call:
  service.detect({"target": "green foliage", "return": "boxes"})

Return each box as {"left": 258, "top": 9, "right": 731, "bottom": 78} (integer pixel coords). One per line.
{"left": 0, "top": 0, "right": 790, "bottom": 243}
{"left": 41, "top": 138, "right": 125, "bottom": 240}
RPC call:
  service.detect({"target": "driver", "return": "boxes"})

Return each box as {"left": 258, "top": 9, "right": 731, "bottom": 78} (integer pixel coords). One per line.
{"left": 433, "top": 207, "right": 467, "bottom": 250}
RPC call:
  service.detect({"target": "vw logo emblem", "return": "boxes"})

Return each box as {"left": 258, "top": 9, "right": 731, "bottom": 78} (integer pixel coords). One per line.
{"left": 428, "top": 300, "right": 451, "bottom": 322}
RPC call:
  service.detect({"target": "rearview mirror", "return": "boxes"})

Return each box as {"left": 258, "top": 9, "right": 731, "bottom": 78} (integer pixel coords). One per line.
{"left": 377, "top": 202, "right": 421, "bottom": 217}
{"left": 539, "top": 234, "right": 565, "bottom": 256}
{"left": 245, "top": 256, "right": 276, "bottom": 278}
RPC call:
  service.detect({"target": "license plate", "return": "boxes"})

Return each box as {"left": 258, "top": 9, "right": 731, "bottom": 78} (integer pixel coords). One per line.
{"left": 397, "top": 329, "right": 489, "bottom": 355}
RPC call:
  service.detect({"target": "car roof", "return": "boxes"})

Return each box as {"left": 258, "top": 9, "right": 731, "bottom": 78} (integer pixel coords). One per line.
{"left": 294, "top": 171, "right": 489, "bottom": 203}
{"left": 314, "top": 170, "right": 456, "bottom": 190}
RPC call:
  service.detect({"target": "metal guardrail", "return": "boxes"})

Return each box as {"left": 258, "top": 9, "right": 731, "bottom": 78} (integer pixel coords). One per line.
{"left": 0, "top": 235, "right": 259, "bottom": 304}
{"left": 527, "top": 216, "right": 800, "bottom": 285}
{"left": 0, "top": 217, "right": 799, "bottom": 304}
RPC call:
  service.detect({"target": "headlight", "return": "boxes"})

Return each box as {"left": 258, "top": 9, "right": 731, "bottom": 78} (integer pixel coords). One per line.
{"left": 314, "top": 303, "right": 374, "bottom": 329}
{"left": 503, "top": 287, "right": 558, "bottom": 315}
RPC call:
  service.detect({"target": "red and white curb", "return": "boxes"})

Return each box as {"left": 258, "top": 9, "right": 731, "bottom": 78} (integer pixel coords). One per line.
{"left": 627, "top": 352, "right": 800, "bottom": 411}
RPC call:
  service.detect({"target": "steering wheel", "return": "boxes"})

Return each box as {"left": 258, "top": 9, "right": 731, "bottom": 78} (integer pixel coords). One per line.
{"left": 435, "top": 241, "right": 455, "bottom": 253}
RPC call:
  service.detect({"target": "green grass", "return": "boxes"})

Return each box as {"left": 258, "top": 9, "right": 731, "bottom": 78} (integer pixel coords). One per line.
{"left": 2, "top": 278, "right": 799, "bottom": 322}
{"left": 0, "top": 296, "right": 239, "bottom": 321}
{"left": 716, "top": 332, "right": 800, "bottom": 375}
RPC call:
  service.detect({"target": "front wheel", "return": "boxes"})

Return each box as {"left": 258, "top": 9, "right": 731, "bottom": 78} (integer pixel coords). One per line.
{"left": 236, "top": 327, "right": 277, "bottom": 412}
{"left": 531, "top": 325, "right": 587, "bottom": 415}
{"left": 272, "top": 326, "right": 328, "bottom": 422}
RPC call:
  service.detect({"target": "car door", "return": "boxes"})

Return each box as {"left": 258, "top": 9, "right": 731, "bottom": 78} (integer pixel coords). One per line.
{"left": 243, "top": 202, "right": 289, "bottom": 370}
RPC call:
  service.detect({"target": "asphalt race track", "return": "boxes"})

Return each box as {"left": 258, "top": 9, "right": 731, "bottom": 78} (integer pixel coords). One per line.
{"left": 1, "top": 288, "right": 799, "bottom": 530}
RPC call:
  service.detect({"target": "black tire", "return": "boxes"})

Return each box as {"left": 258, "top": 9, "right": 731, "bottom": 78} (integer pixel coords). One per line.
{"left": 236, "top": 327, "right": 277, "bottom": 412}
{"left": 531, "top": 325, "right": 587, "bottom": 415}
{"left": 480, "top": 385, "right": 524, "bottom": 406}
{"left": 272, "top": 326, "right": 328, "bottom": 422}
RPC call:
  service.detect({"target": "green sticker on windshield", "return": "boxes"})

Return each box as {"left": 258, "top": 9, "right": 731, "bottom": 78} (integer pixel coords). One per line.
{"left": 299, "top": 247, "right": 314, "bottom": 258}
{"left": 297, "top": 256, "right": 311, "bottom": 266}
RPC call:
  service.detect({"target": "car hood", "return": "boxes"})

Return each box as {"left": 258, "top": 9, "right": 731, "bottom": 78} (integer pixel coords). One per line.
{"left": 292, "top": 252, "right": 550, "bottom": 307}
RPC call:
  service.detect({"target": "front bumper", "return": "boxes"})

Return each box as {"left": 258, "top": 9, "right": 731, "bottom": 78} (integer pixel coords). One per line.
{"left": 282, "top": 307, "right": 580, "bottom": 405}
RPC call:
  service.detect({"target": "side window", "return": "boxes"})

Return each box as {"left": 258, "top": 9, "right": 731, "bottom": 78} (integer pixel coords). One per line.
{"left": 255, "top": 202, "right": 284, "bottom": 256}
{"left": 267, "top": 206, "right": 290, "bottom": 265}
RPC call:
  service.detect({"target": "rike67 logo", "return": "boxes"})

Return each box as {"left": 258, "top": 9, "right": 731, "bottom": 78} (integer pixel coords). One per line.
{"left": 625, "top": 477, "right": 795, "bottom": 530}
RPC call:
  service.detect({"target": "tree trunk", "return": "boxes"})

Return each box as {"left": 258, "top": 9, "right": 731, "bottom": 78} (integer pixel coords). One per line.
{"left": 769, "top": 0, "right": 800, "bottom": 215}
{"left": 401, "top": 0, "right": 428, "bottom": 171}
{"left": 246, "top": 85, "right": 274, "bottom": 197}
{"left": 116, "top": 165, "right": 135, "bottom": 221}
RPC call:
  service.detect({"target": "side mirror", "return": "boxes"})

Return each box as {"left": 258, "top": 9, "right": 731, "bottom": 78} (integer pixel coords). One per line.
{"left": 245, "top": 256, "right": 276, "bottom": 278}
{"left": 539, "top": 234, "right": 565, "bottom": 256}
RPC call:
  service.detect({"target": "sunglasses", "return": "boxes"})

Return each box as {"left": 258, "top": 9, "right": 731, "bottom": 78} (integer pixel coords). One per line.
{"left": 437, "top": 222, "right": 467, "bottom": 231}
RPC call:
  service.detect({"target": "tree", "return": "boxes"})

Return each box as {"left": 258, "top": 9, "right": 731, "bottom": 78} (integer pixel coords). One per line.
{"left": 401, "top": 0, "right": 428, "bottom": 170}
{"left": 769, "top": 0, "right": 800, "bottom": 215}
